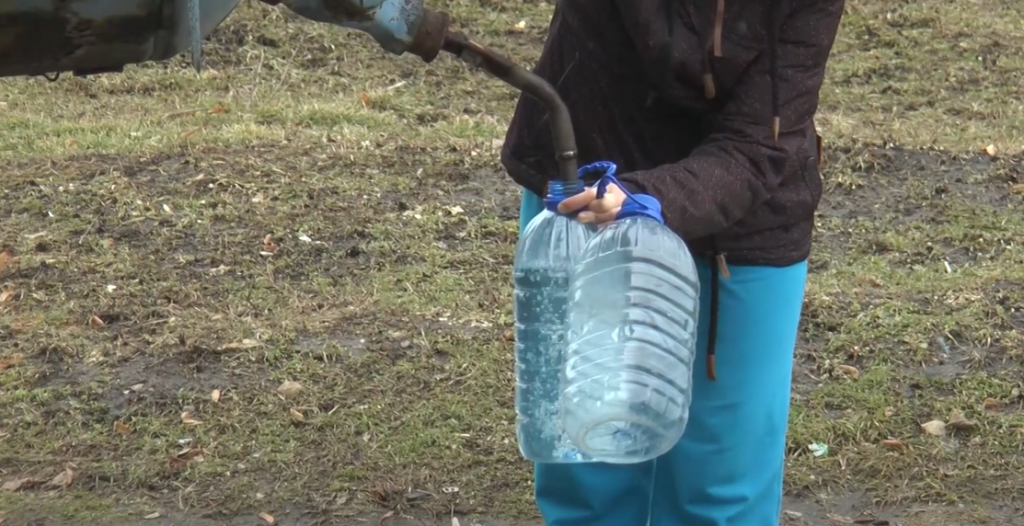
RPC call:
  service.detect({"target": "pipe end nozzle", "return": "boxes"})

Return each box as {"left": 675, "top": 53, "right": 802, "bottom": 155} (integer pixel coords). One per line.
{"left": 407, "top": 9, "right": 450, "bottom": 63}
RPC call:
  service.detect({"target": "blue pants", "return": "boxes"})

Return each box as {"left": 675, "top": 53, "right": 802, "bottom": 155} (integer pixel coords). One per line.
{"left": 519, "top": 190, "right": 808, "bottom": 526}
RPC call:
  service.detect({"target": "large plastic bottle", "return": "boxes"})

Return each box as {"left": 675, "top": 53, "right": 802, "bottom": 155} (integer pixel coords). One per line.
{"left": 562, "top": 162, "right": 700, "bottom": 464}
{"left": 513, "top": 177, "right": 594, "bottom": 463}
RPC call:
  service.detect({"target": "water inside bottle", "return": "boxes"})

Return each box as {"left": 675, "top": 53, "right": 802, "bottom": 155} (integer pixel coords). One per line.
{"left": 512, "top": 180, "right": 594, "bottom": 463}
{"left": 514, "top": 267, "right": 576, "bottom": 460}
{"left": 563, "top": 219, "right": 699, "bottom": 463}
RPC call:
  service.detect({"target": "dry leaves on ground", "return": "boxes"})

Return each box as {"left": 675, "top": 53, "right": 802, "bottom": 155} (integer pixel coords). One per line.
{"left": 180, "top": 411, "right": 202, "bottom": 426}
{"left": 2, "top": 477, "right": 42, "bottom": 492}
{"left": 45, "top": 467, "right": 75, "bottom": 489}
{"left": 921, "top": 420, "right": 947, "bottom": 436}
{"left": 277, "top": 380, "right": 302, "bottom": 399}
{"left": 0, "top": 248, "right": 19, "bottom": 275}
{"left": 114, "top": 421, "right": 132, "bottom": 436}
{"left": 881, "top": 439, "right": 905, "bottom": 451}
{"left": 260, "top": 234, "right": 278, "bottom": 256}
{"left": 0, "top": 355, "right": 24, "bottom": 370}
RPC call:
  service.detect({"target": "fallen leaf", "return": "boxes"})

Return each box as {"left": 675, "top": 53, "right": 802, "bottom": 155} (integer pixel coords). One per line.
{"left": 370, "top": 487, "right": 389, "bottom": 503}
{"left": 0, "top": 355, "right": 24, "bottom": 371}
{"left": 983, "top": 398, "right": 1000, "bottom": 411}
{"left": 88, "top": 315, "right": 106, "bottom": 328}
{"left": 2, "top": 477, "right": 41, "bottom": 492}
{"left": 176, "top": 447, "right": 204, "bottom": 461}
{"left": 405, "top": 489, "right": 432, "bottom": 501}
{"left": 144, "top": 512, "right": 161, "bottom": 519}
{"left": 1009, "top": 183, "right": 1024, "bottom": 195}
{"left": 180, "top": 128, "right": 200, "bottom": 140}
{"left": 219, "top": 339, "right": 261, "bottom": 351}
{"left": 114, "top": 421, "right": 132, "bottom": 436}
{"left": 211, "top": 389, "right": 222, "bottom": 403}
{"left": 45, "top": 466, "right": 74, "bottom": 489}
{"left": 511, "top": 20, "right": 527, "bottom": 33}
{"left": 180, "top": 411, "right": 202, "bottom": 426}
{"left": 452, "top": 517, "right": 461, "bottom": 526}
{"left": 838, "top": 364, "right": 860, "bottom": 379}
{"left": 982, "top": 144, "right": 997, "bottom": 157}
{"left": 277, "top": 380, "right": 302, "bottom": 399}
{"left": 0, "top": 290, "right": 15, "bottom": 302}
{"left": 502, "top": 329, "right": 514, "bottom": 342}
{"left": 260, "top": 234, "right": 278, "bottom": 256}
{"left": 289, "top": 408, "right": 305, "bottom": 422}
{"left": 259, "top": 511, "right": 275, "bottom": 524}
{"left": 0, "top": 248, "right": 19, "bottom": 274}
{"left": 880, "top": 439, "right": 904, "bottom": 451}
{"left": 947, "top": 411, "right": 976, "bottom": 432}
{"left": 920, "top": 420, "right": 946, "bottom": 436}
{"left": 360, "top": 93, "right": 370, "bottom": 110}
{"left": 169, "top": 447, "right": 205, "bottom": 468}
{"left": 208, "top": 104, "right": 228, "bottom": 114}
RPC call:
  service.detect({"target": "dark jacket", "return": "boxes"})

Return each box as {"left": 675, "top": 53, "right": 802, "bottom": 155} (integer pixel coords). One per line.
{"left": 501, "top": 0, "right": 845, "bottom": 268}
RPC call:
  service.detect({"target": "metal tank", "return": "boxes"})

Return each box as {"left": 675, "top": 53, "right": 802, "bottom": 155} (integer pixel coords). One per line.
{"left": 0, "top": 0, "right": 243, "bottom": 77}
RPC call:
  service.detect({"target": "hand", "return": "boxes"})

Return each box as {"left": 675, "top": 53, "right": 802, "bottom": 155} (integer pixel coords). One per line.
{"left": 557, "top": 183, "right": 628, "bottom": 224}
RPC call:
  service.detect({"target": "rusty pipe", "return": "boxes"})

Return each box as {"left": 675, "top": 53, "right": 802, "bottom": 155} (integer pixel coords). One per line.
{"left": 441, "top": 32, "right": 578, "bottom": 183}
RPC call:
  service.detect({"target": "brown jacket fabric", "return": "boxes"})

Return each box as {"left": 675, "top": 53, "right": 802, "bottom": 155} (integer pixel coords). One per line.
{"left": 501, "top": 0, "right": 846, "bottom": 267}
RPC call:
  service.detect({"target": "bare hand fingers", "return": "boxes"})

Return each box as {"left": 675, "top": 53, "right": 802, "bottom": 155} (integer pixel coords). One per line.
{"left": 556, "top": 187, "right": 597, "bottom": 214}
{"left": 588, "top": 196, "right": 621, "bottom": 214}
{"left": 577, "top": 210, "right": 620, "bottom": 224}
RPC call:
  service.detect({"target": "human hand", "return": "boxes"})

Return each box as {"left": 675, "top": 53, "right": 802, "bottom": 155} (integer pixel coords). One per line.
{"left": 557, "top": 183, "right": 628, "bottom": 224}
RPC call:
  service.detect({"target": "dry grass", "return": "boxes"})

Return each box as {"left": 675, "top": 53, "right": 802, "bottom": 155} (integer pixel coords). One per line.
{"left": 1, "top": 1, "right": 1023, "bottom": 525}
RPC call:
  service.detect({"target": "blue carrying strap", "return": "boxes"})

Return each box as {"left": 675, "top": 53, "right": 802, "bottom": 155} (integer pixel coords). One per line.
{"left": 590, "top": 162, "right": 665, "bottom": 224}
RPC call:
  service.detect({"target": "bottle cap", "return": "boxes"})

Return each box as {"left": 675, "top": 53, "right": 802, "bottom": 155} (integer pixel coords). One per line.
{"left": 543, "top": 162, "right": 616, "bottom": 213}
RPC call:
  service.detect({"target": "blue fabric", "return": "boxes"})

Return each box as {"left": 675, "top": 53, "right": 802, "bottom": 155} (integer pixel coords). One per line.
{"left": 517, "top": 189, "right": 808, "bottom": 526}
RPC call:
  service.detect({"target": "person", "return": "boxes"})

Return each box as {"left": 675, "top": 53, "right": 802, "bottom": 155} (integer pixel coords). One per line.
{"left": 500, "top": 1, "right": 846, "bottom": 525}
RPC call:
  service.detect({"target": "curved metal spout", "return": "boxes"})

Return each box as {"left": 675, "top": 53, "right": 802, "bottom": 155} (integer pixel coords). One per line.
{"left": 441, "top": 32, "right": 578, "bottom": 184}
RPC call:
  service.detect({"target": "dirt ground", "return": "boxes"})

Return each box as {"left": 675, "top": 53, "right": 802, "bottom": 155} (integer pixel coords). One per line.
{"left": 2, "top": 1, "right": 1024, "bottom": 525}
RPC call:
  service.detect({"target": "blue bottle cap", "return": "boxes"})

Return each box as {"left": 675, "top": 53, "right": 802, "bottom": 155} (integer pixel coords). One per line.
{"left": 543, "top": 162, "right": 617, "bottom": 213}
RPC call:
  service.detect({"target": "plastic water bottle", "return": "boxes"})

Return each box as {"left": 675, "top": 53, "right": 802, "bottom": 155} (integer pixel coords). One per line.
{"left": 562, "top": 162, "right": 700, "bottom": 464}
{"left": 513, "top": 178, "right": 594, "bottom": 463}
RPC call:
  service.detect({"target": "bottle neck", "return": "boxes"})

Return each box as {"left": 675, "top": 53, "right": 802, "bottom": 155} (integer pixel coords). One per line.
{"left": 544, "top": 180, "right": 585, "bottom": 212}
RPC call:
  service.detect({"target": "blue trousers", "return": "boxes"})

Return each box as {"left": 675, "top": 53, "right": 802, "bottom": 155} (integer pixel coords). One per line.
{"left": 518, "top": 190, "right": 807, "bottom": 526}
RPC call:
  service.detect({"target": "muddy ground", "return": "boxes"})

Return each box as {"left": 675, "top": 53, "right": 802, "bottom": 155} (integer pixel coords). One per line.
{"left": 2, "top": 1, "right": 1024, "bottom": 525}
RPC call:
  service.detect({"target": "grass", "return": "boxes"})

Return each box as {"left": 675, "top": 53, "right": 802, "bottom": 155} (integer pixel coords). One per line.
{"left": 1, "top": 0, "right": 1023, "bottom": 524}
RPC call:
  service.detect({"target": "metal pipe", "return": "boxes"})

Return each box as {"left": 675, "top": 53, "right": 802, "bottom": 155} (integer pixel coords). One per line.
{"left": 441, "top": 31, "right": 578, "bottom": 183}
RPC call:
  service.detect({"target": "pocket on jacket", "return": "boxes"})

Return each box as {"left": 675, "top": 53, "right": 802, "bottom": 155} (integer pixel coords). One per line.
{"left": 801, "top": 154, "right": 824, "bottom": 210}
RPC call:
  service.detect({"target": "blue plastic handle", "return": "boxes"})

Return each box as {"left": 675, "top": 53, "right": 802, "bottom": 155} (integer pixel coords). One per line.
{"left": 586, "top": 162, "right": 665, "bottom": 224}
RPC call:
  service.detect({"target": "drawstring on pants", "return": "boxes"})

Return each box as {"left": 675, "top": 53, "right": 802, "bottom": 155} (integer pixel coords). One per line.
{"left": 706, "top": 238, "right": 730, "bottom": 381}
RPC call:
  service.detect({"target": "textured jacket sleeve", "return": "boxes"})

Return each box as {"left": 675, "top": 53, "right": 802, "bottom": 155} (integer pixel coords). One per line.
{"left": 615, "top": 0, "right": 844, "bottom": 241}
